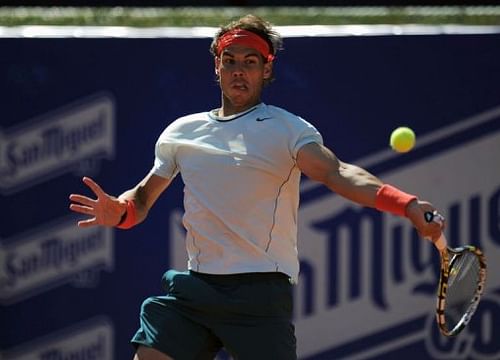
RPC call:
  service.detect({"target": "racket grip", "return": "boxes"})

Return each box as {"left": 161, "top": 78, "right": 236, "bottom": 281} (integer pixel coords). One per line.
{"left": 434, "top": 234, "right": 447, "bottom": 252}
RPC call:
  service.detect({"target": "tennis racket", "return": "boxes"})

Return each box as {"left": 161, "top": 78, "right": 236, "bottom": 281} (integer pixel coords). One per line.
{"left": 424, "top": 211, "right": 487, "bottom": 337}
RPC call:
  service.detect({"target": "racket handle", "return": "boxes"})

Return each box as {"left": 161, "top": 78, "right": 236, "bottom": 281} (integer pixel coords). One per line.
{"left": 434, "top": 234, "right": 447, "bottom": 252}
{"left": 424, "top": 211, "right": 448, "bottom": 251}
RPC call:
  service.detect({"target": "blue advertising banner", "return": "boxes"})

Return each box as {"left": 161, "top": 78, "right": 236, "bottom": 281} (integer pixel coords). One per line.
{"left": 1, "top": 25, "right": 499, "bottom": 359}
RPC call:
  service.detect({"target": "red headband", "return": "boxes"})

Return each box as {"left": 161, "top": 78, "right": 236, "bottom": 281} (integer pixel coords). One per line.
{"left": 217, "top": 29, "right": 275, "bottom": 62}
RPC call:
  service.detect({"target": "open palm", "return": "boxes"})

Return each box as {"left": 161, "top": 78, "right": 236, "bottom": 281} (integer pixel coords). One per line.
{"left": 69, "top": 177, "right": 125, "bottom": 227}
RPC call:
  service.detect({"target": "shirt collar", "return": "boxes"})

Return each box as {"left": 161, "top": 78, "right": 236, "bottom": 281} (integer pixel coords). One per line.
{"left": 209, "top": 103, "right": 264, "bottom": 122}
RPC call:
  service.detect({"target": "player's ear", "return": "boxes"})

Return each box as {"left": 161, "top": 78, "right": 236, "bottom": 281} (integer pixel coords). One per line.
{"left": 263, "top": 61, "right": 272, "bottom": 79}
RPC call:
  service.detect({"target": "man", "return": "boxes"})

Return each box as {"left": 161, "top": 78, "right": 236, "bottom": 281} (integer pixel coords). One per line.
{"left": 69, "top": 15, "right": 444, "bottom": 360}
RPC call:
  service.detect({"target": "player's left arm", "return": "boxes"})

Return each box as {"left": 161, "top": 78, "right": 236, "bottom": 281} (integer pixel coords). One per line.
{"left": 296, "top": 142, "right": 442, "bottom": 239}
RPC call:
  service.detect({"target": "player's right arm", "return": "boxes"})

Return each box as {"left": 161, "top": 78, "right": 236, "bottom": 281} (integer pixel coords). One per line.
{"left": 69, "top": 173, "right": 172, "bottom": 228}
{"left": 296, "top": 142, "right": 442, "bottom": 240}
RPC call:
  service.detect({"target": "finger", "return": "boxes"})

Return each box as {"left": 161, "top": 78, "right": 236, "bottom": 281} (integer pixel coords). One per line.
{"left": 423, "top": 223, "right": 443, "bottom": 241}
{"left": 69, "top": 203, "right": 95, "bottom": 215}
{"left": 82, "top": 177, "right": 106, "bottom": 197}
{"left": 77, "top": 218, "right": 98, "bottom": 227}
{"left": 430, "top": 228, "right": 443, "bottom": 241}
{"left": 69, "top": 194, "right": 96, "bottom": 206}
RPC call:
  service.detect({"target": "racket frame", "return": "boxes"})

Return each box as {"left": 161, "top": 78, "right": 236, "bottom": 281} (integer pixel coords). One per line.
{"left": 436, "top": 245, "right": 487, "bottom": 337}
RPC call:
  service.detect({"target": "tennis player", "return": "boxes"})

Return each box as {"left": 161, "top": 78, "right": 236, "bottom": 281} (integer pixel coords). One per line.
{"left": 69, "top": 14, "right": 444, "bottom": 360}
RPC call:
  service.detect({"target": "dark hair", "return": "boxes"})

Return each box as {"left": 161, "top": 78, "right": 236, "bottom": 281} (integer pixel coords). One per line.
{"left": 210, "top": 14, "right": 283, "bottom": 85}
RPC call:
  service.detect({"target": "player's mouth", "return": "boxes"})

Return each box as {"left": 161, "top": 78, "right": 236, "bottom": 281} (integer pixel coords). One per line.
{"left": 231, "top": 82, "right": 248, "bottom": 91}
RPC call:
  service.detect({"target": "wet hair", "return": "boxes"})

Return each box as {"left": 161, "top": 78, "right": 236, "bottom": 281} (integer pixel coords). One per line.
{"left": 210, "top": 14, "right": 283, "bottom": 85}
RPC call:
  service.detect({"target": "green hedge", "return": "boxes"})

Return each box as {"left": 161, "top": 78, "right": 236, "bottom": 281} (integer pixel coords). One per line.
{"left": 1, "top": 6, "right": 500, "bottom": 27}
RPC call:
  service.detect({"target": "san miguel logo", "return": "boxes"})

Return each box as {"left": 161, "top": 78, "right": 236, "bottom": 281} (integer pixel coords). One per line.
{"left": 0, "top": 317, "right": 114, "bottom": 360}
{"left": 0, "top": 218, "right": 114, "bottom": 305}
{"left": 0, "top": 93, "right": 115, "bottom": 195}
{"left": 295, "top": 105, "right": 500, "bottom": 359}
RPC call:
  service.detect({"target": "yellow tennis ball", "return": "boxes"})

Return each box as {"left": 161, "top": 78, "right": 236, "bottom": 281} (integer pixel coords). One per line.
{"left": 390, "top": 127, "right": 416, "bottom": 153}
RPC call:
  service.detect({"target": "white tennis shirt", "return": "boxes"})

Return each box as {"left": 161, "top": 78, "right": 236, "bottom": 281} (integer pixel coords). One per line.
{"left": 152, "top": 103, "right": 323, "bottom": 282}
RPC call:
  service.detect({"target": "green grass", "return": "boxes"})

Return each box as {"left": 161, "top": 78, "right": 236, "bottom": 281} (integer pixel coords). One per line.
{"left": 1, "top": 6, "right": 500, "bottom": 27}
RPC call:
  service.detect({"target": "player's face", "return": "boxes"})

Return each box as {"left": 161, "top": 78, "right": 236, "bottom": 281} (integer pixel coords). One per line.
{"left": 216, "top": 45, "right": 272, "bottom": 115}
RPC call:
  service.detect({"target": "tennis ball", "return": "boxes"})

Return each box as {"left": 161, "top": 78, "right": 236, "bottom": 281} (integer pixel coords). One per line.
{"left": 390, "top": 126, "right": 416, "bottom": 153}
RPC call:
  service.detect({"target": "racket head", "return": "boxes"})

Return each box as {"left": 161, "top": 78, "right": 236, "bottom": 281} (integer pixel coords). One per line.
{"left": 436, "top": 245, "right": 487, "bottom": 337}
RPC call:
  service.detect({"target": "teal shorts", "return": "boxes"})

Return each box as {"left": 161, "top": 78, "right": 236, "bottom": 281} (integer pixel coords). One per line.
{"left": 131, "top": 270, "right": 296, "bottom": 360}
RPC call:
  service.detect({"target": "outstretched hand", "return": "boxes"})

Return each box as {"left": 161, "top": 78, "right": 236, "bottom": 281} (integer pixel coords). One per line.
{"left": 405, "top": 199, "right": 444, "bottom": 243}
{"left": 69, "top": 177, "right": 126, "bottom": 227}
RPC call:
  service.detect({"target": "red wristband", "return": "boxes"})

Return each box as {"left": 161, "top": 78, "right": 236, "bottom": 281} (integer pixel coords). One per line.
{"left": 116, "top": 199, "right": 137, "bottom": 229}
{"left": 375, "top": 184, "right": 417, "bottom": 217}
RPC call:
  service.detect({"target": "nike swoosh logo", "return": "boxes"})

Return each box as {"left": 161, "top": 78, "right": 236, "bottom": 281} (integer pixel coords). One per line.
{"left": 256, "top": 117, "right": 272, "bottom": 122}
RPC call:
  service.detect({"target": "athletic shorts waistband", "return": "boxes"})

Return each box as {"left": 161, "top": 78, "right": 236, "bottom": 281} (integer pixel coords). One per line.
{"left": 189, "top": 270, "right": 290, "bottom": 285}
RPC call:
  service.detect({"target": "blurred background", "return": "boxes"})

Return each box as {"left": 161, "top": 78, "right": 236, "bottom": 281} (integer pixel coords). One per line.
{"left": 1, "top": 2, "right": 500, "bottom": 360}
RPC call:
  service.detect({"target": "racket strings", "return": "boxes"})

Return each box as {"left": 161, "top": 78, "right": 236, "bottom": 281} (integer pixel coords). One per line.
{"left": 444, "top": 252, "right": 481, "bottom": 328}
